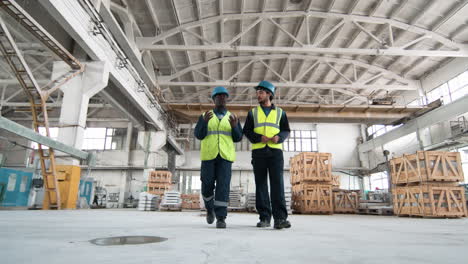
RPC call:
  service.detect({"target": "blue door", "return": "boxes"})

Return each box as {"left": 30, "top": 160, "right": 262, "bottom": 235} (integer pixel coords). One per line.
{"left": 79, "top": 179, "right": 94, "bottom": 204}
{"left": 0, "top": 168, "right": 33, "bottom": 207}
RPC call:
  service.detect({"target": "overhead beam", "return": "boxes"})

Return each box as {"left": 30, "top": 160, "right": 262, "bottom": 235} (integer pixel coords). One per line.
{"left": 99, "top": 4, "right": 155, "bottom": 86}
{"left": 137, "top": 44, "right": 468, "bottom": 57}
{"left": 162, "top": 54, "right": 415, "bottom": 85}
{"left": 136, "top": 11, "right": 466, "bottom": 50}
{"left": 358, "top": 94, "right": 468, "bottom": 153}
{"left": 158, "top": 81, "right": 415, "bottom": 91}
{"left": 166, "top": 103, "right": 427, "bottom": 124}
{"left": 0, "top": 116, "right": 89, "bottom": 160}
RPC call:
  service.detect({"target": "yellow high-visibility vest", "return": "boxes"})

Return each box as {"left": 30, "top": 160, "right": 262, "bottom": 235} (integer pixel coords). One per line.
{"left": 200, "top": 110, "right": 236, "bottom": 161}
{"left": 251, "top": 106, "right": 283, "bottom": 150}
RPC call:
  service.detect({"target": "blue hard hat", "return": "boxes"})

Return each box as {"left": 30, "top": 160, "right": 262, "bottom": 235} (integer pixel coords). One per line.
{"left": 255, "top": 80, "right": 275, "bottom": 96}
{"left": 211, "top": 86, "right": 229, "bottom": 99}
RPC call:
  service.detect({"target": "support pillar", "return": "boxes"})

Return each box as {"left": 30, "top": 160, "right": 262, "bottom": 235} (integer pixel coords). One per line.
{"left": 118, "top": 122, "right": 133, "bottom": 207}
{"left": 53, "top": 61, "right": 109, "bottom": 165}
{"left": 167, "top": 149, "right": 176, "bottom": 182}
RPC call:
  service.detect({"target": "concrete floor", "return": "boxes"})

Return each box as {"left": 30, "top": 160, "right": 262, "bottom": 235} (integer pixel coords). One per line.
{"left": 1, "top": 209, "right": 467, "bottom": 264}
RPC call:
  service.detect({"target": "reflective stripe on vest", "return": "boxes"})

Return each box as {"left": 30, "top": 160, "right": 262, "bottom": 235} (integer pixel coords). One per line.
{"left": 206, "top": 131, "right": 232, "bottom": 136}
{"left": 252, "top": 106, "right": 283, "bottom": 150}
{"left": 200, "top": 110, "right": 236, "bottom": 161}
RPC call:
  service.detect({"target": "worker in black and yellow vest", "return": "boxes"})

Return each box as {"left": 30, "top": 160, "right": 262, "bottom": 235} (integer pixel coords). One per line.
{"left": 194, "top": 86, "right": 242, "bottom": 228}
{"left": 243, "top": 81, "right": 291, "bottom": 229}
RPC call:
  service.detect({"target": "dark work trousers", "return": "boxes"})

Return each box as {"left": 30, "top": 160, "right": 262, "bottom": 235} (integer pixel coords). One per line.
{"left": 201, "top": 155, "right": 232, "bottom": 218}
{"left": 252, "top": 149, "right": 288, "bottom": 222}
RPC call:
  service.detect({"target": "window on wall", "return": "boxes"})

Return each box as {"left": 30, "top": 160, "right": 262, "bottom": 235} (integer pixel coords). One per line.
{"left": 283, "top": 130, "right": 318, "bottom": 152}
{"left": 449, "top": 71, "right": 468, "bottom": 101}
{"left": 410, "top": 69, "right": 468, "bottom": 106}
{"left": 367, "top": 124, "right": 402, "bottom": 139}
{"left": 369, "top": 172, "right": 389, "bottom": 190}
{"left": 82, "top": 128, "right": 126, "bottom": 150}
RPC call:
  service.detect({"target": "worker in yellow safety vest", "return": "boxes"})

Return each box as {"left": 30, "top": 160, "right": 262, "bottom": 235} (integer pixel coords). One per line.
{"left": 243, "top": 81, "right": 292, "bottom": 229}
{"left": 194, "top": 86, "right": 242, "bottom": 228}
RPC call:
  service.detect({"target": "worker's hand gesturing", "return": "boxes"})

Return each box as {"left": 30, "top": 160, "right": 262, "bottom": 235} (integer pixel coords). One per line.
{"left": 271, "top": 135, "right": 280, "bottom": 143}
{"left": 203, "top": 111, "right": 213, "bottom": 123}
{"left": 261, "top": 135, "right": 270, "bottom": 143}
{"left": 229, "top": 114, "right": 238, "bottom": 128}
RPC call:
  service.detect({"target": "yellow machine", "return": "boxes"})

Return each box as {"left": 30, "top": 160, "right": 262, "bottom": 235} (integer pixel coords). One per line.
{"left": 43, "top": 165, "right": 81, "bottom": 210}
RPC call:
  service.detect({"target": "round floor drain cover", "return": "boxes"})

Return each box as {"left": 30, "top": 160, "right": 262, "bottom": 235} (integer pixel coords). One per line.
{"left": 90, "top": 236, "right": 168, "bottom": 246}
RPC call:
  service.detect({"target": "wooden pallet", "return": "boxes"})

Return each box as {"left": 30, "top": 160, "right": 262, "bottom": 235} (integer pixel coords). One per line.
{"left": 333, "top": 190, "right": 359, "bottom": 213}
{"left": 358, "top": 207, "right": 393, "bottom": 216}
{"left": 393, "top": 183, "right": 467, "bottom": 218}
{"left": 293, "top": 210, "right": 333, "bottom": 215}
{"left": 290, "top": 152, "right": 332, "bottom": 184}
{"left": 149, "top": 170, "right": 172, "bottom": 184}
{"left": 390, "top": 151, "right": 464, "bottom": 185}
{"left": 292, "top": 184, "right": 333, "bottom": 214}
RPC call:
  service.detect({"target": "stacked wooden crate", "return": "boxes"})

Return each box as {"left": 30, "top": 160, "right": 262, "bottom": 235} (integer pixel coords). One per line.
{"left": 147, "top": 171, "right": 172, "bottom": 196}
{"left": 331, "top": 175, "right": 341, "bottom": 190}
{"left": 290, "top": 152, "right": 334, "bottom": 214}
{"left": 391, "top": 151, "right": 467, "bottom": 218}
{"left": 333, "top": 190, "right": 360, "bottom": 213}
{"left": 330, "top": 174, "right": 361, "bottom": 214}
{"left": 181, "top": 194, "right": 200, "bottom": 209}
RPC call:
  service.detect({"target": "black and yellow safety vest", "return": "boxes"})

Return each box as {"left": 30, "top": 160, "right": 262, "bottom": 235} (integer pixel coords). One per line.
{"left": 251, "top": 106, "right": 283, "bottom": 150}
{"left": 200, "top": 110, "right": 235, "bottom": 161}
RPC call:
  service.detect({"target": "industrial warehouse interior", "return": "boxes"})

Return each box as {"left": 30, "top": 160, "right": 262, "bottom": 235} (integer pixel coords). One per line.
{"left": 1, "top": 0, "right": 468, "bottom": 263}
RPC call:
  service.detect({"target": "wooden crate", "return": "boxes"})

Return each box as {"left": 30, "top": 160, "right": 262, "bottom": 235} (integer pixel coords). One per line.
{"left": 290, "top": 156, "right": 298, "bottom": 184}
{"left": 333, "top": 190, "right": 359, "bottom": 213}
{"left": 332, "top": 175, "right": 340, "bottom": 189}
{"left": 390, "top": 151, "right": 464, "bottom": 185}
{"left": 147, "top": 182, "right": 170, "bottom": 196}
{"left": 292, "top": 183, "right": 333, "bottom": 214}
{"left": 393, "top": 183, "right": 467, "bottom": 218}
{"left": 149, "top": 171, "right": 172, "bottom": 184}
{"left": 290, "top": 152, "right": 332, "bottom": 183}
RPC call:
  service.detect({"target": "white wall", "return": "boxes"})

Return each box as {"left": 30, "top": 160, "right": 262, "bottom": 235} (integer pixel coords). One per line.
{"left": 317, "top": 123, "right": 361, "bottom": 168}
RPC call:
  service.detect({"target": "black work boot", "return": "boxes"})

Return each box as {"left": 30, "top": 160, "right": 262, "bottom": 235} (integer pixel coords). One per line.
{"left": 216, "top": 217, "right": 226, "bottom": 228}
{"left": 206, "top": 209, "right": 215, "bottom": 224}
{"left": 256, "top": 219, "right": 271, "bottom": 228}
{"left": 273, "top": 219, "right": 291, "bottom": 229}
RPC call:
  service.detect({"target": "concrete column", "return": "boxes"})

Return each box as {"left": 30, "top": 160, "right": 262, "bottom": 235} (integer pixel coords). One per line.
{"left": 118, "top": 122, "right": 133, "bottom": 207}
{"left": 125, "top": 122, "right": 133, "bottom": 153}
{"left": 168, "top": 149, "right": 176, "bottom": 182}
{"left": 53, "top": 61, "right": 109, "bottom": 165}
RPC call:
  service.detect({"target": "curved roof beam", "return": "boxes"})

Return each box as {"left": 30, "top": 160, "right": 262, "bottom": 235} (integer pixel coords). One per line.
{"left": 136, "top": 11, "right": 468, "bottom": 55}
{"left": 159, "top": 54, "right": 417, "bottom": 87}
